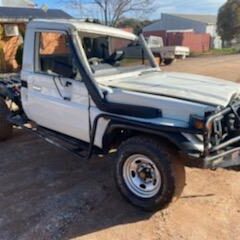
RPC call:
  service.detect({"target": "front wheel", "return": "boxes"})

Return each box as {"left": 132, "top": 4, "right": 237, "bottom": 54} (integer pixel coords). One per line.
{"left": 115, "top": 136, "right": 186, "bottom": 212}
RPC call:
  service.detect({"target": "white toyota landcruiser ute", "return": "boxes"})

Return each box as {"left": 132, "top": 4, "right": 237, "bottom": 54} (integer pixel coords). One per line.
{"left": 0, "top": 19, "right": 240, "bottom": 211}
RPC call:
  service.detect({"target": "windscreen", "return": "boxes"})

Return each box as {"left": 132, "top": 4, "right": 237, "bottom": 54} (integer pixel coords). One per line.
{"left": 80, "top": 33, "right": 153, "bottom": 76}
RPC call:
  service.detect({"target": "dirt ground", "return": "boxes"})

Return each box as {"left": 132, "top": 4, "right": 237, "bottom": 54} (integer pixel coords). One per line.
{"left": 0, "top": 55, "right": 240, "bottom": 240}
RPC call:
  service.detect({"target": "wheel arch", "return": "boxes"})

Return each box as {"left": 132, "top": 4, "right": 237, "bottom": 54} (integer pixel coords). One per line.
{"left": 102, "top": 122, "right": 187, "bottom": 154}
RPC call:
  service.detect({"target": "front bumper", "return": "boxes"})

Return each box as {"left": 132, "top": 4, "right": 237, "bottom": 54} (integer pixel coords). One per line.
{"left": 202, "top": 101, "right": 240, "bottom": 168}
{"left": 204, "top": 147, "right": 240, "bottom": 168}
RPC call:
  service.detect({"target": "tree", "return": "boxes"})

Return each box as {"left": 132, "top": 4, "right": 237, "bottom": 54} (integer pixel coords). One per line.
{"left": 62, "top": 0, "right": 157, "bottom": 27}
{"left": 217, "top": 0, "right": 240, "bottom": 43}
{"left": 117, "top": 18, "right": 153, "bottom": 34}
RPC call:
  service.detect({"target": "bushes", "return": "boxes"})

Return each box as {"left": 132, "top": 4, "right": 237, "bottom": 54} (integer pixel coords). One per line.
{"left": 190, "top": 48, "right": 239, "bottom": 57}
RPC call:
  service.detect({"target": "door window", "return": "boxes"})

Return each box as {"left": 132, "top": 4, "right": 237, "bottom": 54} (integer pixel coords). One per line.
{"left": 36, "top": 32, "right": 81, "bottom": 80}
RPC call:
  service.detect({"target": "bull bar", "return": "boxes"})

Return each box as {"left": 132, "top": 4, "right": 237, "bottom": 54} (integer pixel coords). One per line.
{"left": 203, "top": 101, "right": 240, "bottom": 168}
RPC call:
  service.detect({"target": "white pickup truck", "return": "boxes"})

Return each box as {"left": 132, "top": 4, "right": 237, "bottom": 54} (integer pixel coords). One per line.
{"left": 0, "top": 19, "right": 240, "bottom": 212}
{"left": 147, "top": 35, "right": 190, "bottom": 64}
{"left": 122, "top": 35, "right": 190, "bottom": 65}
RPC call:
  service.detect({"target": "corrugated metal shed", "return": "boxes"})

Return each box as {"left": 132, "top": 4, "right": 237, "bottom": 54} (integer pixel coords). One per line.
{"left": 143, "top": 30, "right": 211, "bottom": 53}
{"left": 167, "top": 32, "right": 211, "bottom": 53}
{"left": 143, "top": 13, "right": 220, "bottom": 50}
{"left": 168, "top": 14, "right": 217, "bottom": 24}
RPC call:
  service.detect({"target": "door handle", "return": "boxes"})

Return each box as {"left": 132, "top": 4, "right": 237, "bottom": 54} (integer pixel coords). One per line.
{"left": 32, "top": 86, "right": 42, "bottom": 92}
{"left": 65, "top": 81, "right": 72, "bottom": 87}
{"left": 64, "top": 97, "right": 71, "bottom": 101}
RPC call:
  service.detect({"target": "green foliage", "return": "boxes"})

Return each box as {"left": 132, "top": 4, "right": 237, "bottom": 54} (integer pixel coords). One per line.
{"left": 190, "top": 47, "right": 238, "bottom": 57}
{"left": 117, "top": 18, "right": 153, "bottom": 35}
{"left": 217, "top": 0, "right": 240, "bottom": 42}
{"left": 209, "top": 47, "right": 239, "bottom": 55}
{"left": 85, "top": 18, "right": 101, "bottom": 24}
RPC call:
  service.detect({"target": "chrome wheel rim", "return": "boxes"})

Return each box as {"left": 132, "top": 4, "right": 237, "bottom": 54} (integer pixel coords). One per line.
{"left": 123, "top": 154, "right": 162, "bottom": 198}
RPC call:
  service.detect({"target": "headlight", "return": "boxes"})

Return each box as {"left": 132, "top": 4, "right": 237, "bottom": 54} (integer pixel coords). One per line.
{"left": 190, "top": 114, "right": 205, "bottom": 130}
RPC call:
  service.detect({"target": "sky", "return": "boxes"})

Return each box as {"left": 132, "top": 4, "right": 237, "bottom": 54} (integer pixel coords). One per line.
{"left": 35, "top": 0, "right": 227, "bottom": 19}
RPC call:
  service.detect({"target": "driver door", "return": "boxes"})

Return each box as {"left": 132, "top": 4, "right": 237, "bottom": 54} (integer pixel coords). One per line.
{"left": 23, "top": 31, "right": 90, "bottom": 142}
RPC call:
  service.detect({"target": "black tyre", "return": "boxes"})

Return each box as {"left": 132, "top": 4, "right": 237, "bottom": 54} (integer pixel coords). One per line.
{"left": 163, "top": 58, "right": 174, "bottom": 65}
{"left": 115, "top": 136, "right": 186, "bottom": 212}
{"left": 0, "top": 98, "right": 12, "bottom": 141}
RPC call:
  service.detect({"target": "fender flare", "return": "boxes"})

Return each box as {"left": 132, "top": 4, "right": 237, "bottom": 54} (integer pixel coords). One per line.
{"left": 102, "top": 120, "right": 190, "bottom": 153}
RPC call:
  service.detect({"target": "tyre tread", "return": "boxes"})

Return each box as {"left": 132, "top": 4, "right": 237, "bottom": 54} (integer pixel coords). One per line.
{"left": 116, "top": 135, "right": 186, "bottom": 211}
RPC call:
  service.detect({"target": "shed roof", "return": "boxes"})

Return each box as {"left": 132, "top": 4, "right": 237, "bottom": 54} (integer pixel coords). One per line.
{"left": 167, "top": 13, "right": 217, "bottom": 24}
{"left": 0, "top": 7, "right": 72, "bottom": 22}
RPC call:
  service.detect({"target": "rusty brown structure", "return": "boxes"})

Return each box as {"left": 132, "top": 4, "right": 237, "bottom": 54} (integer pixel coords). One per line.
{"left": 0, "top": 6, "right": 72, "bottom": 73}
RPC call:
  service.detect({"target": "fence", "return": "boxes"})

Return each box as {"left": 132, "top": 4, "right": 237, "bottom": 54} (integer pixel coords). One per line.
{"left": 144, "top": 30, "right": 211, "bottom": 53}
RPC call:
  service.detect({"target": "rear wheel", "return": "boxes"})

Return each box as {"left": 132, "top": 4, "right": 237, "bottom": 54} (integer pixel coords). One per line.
{"left": 115, "top": 136, "right": 185, "bottom": 211}
{"left": 0, "top": 98, "right": 12, "bottom": 141}
{"left": 163, "top": 58, "right": 174, "bottom": 65}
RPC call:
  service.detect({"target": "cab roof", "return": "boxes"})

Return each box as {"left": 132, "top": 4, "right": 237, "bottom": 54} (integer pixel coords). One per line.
{"left": 29, "top": 19, "right": 138, "bottom": 41}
